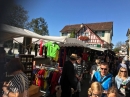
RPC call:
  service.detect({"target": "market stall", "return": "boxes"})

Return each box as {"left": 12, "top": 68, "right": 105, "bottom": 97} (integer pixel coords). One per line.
{"left": 0, "top": 24, "right": 67, "bottom": 97}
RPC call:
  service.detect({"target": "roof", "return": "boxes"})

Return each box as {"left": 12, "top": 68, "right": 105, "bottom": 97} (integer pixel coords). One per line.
{"left": 59, "top": 38, "right": 87, "bottom": 47}
{"left": 126, "top": 28, "right": 130, "bottom": 36}
{"left": 60, "top": 21, "right": 113, "bottom": 33}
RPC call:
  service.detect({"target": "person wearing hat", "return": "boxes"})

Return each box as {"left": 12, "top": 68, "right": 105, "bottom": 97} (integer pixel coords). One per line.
{"left": 60, "top": 53, "right": 78, "bottom": 97}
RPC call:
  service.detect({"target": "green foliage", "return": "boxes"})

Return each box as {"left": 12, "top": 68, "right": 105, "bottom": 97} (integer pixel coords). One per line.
{"left": 26, "top": 17, "right": 49, "bottom": 35}
{"left": 2, "top": 4, "right": 28, "bottom": 47}
{"left": 115, "top": 41, "right": 125, "bottom": 48}
{"left": 113, "top": 41, "right": 126, "bottom": 54}
{"left": 113, "top": 47, "right": 120, "bottom": 53}
{"left": 2, "top": 4, "right": 28, "bottom": 28}
{"left": 70, "top": 29, "right": 75, "bottom": 38}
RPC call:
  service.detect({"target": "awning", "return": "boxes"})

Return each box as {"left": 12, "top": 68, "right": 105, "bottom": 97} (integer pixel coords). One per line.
{"left": 88, "top": 46, "right": 108, "bottom": 52}
{"left": 0, "top": 24, "right": 67, "bottom": 43}
{"left": 13, "top": 37, "right": 40, "bottom": 43}
{"left": 59, "top": 38, "right": 87, "bottom": 47}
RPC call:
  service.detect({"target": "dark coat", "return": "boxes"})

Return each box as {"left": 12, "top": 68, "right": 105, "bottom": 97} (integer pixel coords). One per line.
{"left": 60, "top": 60, "right": 77, "bottom": 97}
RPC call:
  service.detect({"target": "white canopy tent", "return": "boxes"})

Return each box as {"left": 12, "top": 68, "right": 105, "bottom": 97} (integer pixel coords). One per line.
{"left": 13, "top": 37, "right": 40, "bottom": 44}
{"left": 88, "top": 46, "right": 108, "bottom": 52}
{"left": 0, "top": 24, "right": 67, "bottom": 43}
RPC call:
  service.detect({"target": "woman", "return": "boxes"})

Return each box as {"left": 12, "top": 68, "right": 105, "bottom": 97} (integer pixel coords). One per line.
{"left": 107, "top": 86, "right": 118, "bottom": 97}
{"left": 73, "top": 56, "right": 83, "bottom": 97}
{"left": 2, "top": 58, "right": 29, "bottom": 97}
{"left": 115, "top": 66, "right": 130, "bottom": 97}
{"left": 90, "top": 59, "right": 101, "bottom": 82}
{"left": 88, "top": 82, "right": 103, "bottom": 97}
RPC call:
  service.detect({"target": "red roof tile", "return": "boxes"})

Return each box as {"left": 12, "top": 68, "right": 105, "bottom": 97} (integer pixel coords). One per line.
{"left": 60, "top": 21, "right": 113, "bottom": 33}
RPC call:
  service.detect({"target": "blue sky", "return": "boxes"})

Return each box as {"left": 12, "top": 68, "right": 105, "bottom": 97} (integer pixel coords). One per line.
{"left": 17, "top": 0, "right": 130, "bottom": 46}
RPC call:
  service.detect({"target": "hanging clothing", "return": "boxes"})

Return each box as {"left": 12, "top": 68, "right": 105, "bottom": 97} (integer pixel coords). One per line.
{"left": 39, "top": 40, "right": 44, "bottom": 56}
{"left": 44, "top": 41, "right": 60, "bottom": 58}
{"left": 53, "top": 51, "right": 59, "bottom": 62}
{"left": 50, "top": 71, "right": 61, "bottom": 94}
{"left": 37, "top": 69, "right": 45, "bottom": 88}
{"left": 82, "top": 53, "right": 89, "bottom": 61}
{"left": 34, "top": 43, "right": 38, "bottom": 56}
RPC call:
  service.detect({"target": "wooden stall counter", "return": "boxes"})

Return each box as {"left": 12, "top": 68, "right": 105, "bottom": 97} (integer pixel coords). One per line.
{"left": 30, "top": 92, "right": 43, "bottom": 97}
{"left": 29, "top": 85, "right": 44, "bottom": 97}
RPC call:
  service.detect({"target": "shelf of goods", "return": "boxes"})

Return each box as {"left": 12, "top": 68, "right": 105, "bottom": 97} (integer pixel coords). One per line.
{"left": 19, "top": 54, "right": 34, "bottom": 86}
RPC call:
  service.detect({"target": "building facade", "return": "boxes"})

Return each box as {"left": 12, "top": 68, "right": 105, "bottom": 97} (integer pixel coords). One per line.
{"left": 60, "top": 21, "right": 113, "bottom": 49}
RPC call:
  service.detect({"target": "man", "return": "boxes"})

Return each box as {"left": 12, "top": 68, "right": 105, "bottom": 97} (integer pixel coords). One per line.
{"left": 60, "top": 54, "right": 77, "bottom": 97}
{"left": 92, "top": 62, "right": 113, "bottom": 97}
{"left": 72, "top": 56, "right": 83, "bottom": 97}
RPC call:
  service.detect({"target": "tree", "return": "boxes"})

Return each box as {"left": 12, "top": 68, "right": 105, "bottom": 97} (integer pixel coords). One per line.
{"left": 26, "top": 17, "right": 49, "bottom": 35}
{"left": 113, "top": 41, "right": 126, "bottom": 53}
{"left": 70, "top": 29, "right": 75, "bottom": 38}
{"left": 113, "top": 47, "right": 120, "bottom": 53}
{"left": 70, "top": 32, "right": 75, "bottom": 38}
{"left": 2, "top": 3, "right": 28, "bottom": 28}
{"left": 115, "top": 41, "right": 125, "bottom": 49}
{"left": 2, "top": 3, "right": 29, "bottom": 48}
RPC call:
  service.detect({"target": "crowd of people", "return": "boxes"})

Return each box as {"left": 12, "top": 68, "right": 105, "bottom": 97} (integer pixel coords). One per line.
{"left": 1, "top": 45, "right": 130, "bottom": 97}
{"left": 60, "top": 54, "right": 130, "bottom": 97}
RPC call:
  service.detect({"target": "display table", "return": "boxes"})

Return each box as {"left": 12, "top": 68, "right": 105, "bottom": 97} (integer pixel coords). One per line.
{"left": 30, "top": 92, "right": 43, "bottom": 97}
{"left": 29, "top": 85, "right": 44, "bottom": 97}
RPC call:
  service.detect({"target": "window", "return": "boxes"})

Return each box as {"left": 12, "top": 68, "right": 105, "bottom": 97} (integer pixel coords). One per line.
{"left": 97, "top": 44, "right": 101, "bottom": 47}
{"left": 62, "top": 33, "right": 68, "bottom": 36}
{"left": 97, "top": 32, "right": 102, "bottom": 37}
{"left": 97, "top": 31, "right": 105, "bottom": 37}
{"left": 102, "top": 31, "right": 105, "bottom": 37}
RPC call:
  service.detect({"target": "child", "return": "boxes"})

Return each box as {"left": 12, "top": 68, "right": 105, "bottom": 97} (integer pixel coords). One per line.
{"left": 107, "top": 86, "right": 118, "bottom": 97}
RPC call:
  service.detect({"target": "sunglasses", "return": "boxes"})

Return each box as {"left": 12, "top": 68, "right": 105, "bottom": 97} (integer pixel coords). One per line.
{"left": 120, "top": 70, "right": 127, "bottom": 73}
{"left": 92, "top": 93, "right": 101, "bottom": 97}
{"left": 101, "top": 68, "right": 107, "bottom": 71}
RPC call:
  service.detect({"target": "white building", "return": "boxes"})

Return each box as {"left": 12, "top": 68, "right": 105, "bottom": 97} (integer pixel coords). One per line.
{"left": 60, "top": 21, "right": 113, "bottom": 49}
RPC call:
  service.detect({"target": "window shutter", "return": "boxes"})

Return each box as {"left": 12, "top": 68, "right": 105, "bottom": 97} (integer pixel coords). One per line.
{"left": 97, "top": 44, "right": 101, "bottom": 48}
{"left": 102, "top": 31, "right": 105, "bottom": 37}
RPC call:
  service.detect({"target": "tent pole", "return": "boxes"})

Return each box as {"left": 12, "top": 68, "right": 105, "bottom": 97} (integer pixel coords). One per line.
{"left": 25, "top": 37, "right": 26, "bottom": 54}
{"left": 13, "top": 43, "right": 15, "bottom": 54}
